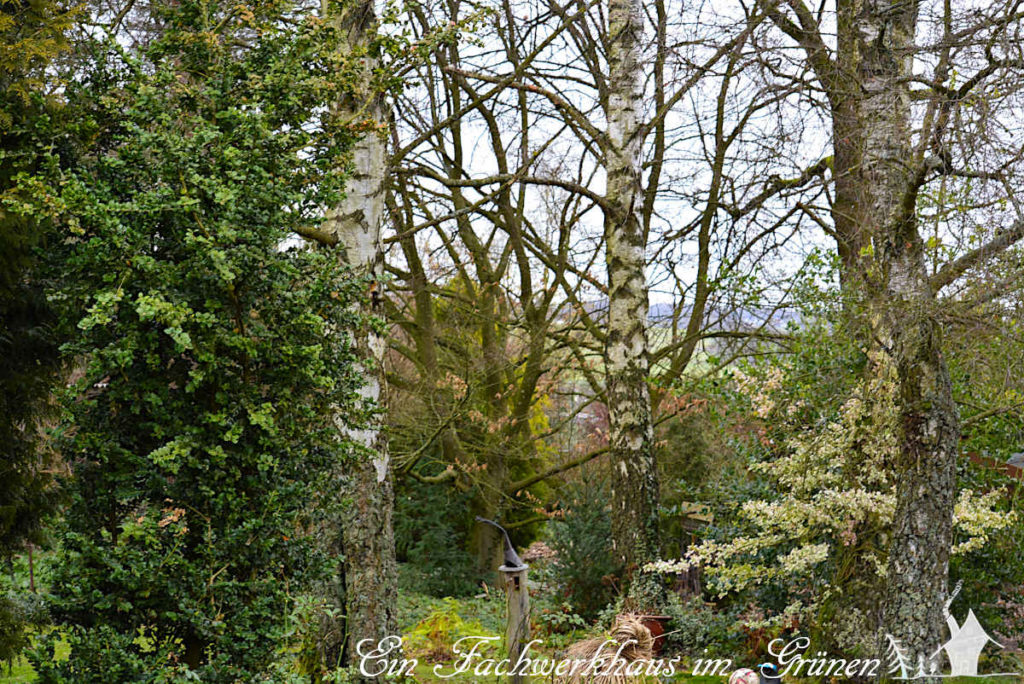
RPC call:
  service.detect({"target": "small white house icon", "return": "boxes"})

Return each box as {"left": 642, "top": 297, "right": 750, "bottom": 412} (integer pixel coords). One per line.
{"left": 933, "top": 609, "right": 1002, "bottom": 677}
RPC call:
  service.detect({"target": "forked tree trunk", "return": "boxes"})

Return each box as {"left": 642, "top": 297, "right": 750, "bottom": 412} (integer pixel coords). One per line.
{"left": 829, "top": 0, "right": 960, "bottom": 672}
{"left": 603, "top": 0, "right": 664, "bottom": 612}
{"left": 321, "top": 0, "right": 398, "bottom": 676}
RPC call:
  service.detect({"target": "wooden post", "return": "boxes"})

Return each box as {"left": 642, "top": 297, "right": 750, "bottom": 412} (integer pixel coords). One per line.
{"left": 501, "top": 563, "right": 529, "bottom": 684}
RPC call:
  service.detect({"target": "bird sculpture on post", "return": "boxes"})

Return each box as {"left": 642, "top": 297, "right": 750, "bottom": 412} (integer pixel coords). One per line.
{"left": 475, "top": 517, "right": 529, "bottom": 683}
{"left": 475, "top": 516, "right": 526, "bottom": 570}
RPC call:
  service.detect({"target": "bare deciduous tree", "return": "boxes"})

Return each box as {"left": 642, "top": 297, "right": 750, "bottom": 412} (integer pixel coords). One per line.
{"left": 756, "top": 0, "right": 1024, "bottom": 669}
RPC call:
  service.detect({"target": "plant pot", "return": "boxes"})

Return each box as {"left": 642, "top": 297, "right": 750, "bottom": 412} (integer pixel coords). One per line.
{"left": 639, "top": 615, "right": 672, "bottom": 653}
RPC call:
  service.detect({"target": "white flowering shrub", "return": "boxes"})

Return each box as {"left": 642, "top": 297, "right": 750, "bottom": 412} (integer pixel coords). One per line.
{"left": 648, "top": 351, "right": 1016, "bottom": 652}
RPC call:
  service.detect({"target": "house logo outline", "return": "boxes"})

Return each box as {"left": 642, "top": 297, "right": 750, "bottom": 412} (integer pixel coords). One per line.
{"left": 887, "top": 581, "right": 1020, "bottom": 680}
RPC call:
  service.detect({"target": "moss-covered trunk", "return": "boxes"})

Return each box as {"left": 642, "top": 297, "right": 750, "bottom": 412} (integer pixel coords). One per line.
{"left": 829, "top": 0, "right": 960, "bottom": 672}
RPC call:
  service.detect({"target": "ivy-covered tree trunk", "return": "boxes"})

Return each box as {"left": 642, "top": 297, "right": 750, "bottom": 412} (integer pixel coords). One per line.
{"left": 603, "top": 0, "right": 664, "bottom": 612}
{"left": 878, "top": 234, "right": 959, "bottom": 681}
{"left": 830, "top": 0, "right": 960, "bottom": 671}
{"left": 322, "top": 0, "right": 398, "bottom": 674}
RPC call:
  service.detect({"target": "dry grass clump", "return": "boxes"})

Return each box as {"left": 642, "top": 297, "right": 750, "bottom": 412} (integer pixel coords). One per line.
{"left": 556, "top": 614, "right": 654, "bottom": 683}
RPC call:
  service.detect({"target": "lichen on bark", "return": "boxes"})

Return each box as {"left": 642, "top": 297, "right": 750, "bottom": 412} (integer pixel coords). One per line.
{"left": 603, "top": 0, "right": 665, "bottom": 612}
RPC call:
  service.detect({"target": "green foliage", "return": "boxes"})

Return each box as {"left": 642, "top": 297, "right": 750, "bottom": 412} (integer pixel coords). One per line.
{"left": 658, "top": 594, "right": 741, "bottom": 658}
{"left": 388, "top": 275, "right": 554, "bottom": 575}
{"left": 949, "top": 461, "right": 1024, "bottom": 651}
{"left": 0, "top": 0, "right": 77, "bottom": 125}
{"left": 0, "top": 548, "right": 61, "bottom": 671}
{"left": 0, "top": 266, "right": 61, "bottom": 559}
{"left": 0, "top": 0, "right": 77, "bottom": 665}
{"left": 0, "top": 0, "right": 72, "bottom": 558}
{"left": 395, "top": 481, "right": 481, "bottom": 597}
{"left": 677, "top": 350, "right": 1009, "bottom": 655}
{"left": 655, "top": 411, "right": 711, "bottom": 492}
{"left": 546, "top": 477, "right": 622, "bottom": 619}
{"left": 16, "top": 1, "right": 367, "bottom": 679}
{"left": 0, "top": 592, "right": 46, "bottom": 666}
{"left": 938, "top": 247, "right": 1024, "bottom": 651}
{"left": 396, "top": 590, "right": 505, "bottom": 637}
{"left": 656, "top": 256, "right": 1020, "bottom": 657}
{"left": 402, "top": 598, "right": 499, "bottom": 662}
{"left": 534, "top": 601, "right": 587, "bottom": 637}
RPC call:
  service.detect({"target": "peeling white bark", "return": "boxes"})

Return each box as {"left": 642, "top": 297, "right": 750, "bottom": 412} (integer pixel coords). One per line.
{"left": 603, "top": 0, "right": 663, "bottom": 610}
{"left": 320, "top": 0, "right": 398, "bottom": 674}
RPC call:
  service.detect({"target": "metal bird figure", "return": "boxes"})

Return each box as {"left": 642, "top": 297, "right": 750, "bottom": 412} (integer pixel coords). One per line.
{"left": 759, "top": 663, "right": 782, "bottom": 684}
{"left": 475, "top": 516, "right": 526, "bottom": 570}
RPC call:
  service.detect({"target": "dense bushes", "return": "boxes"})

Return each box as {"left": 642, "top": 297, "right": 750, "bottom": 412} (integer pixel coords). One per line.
{"left": 0, "top": 0, "right": 78, "bottom": 663}
{"left": 547, "top": 477, "right": 623, "bottom": 619}
{"left": 395, "top": 479, "right": 481, "bottom": 597}
{"left": 651, "top": 265, "right": 1024, "bottom": 660}
{"left": 20, "top": 2, "right": 365, "bottom": 679}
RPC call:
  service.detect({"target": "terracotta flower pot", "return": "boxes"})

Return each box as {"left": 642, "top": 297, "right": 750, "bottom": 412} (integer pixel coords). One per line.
{"left": 639, "top": 615, "right": 672, "bottom": 653}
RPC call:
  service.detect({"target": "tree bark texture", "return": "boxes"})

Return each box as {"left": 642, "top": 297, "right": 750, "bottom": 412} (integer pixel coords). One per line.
{"left": 322, "top": 0, "right": 399, "bottom": 675}
{"left": 829, "top": 0, "right": 960, "bottom": 672}
{"left": 603, "top": 0, "right": 664, "bottom": 612}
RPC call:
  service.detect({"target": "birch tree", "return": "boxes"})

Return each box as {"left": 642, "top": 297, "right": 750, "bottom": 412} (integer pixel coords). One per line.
{"left": 319, "top": 0, "right": 398, "bottom": 671}
{"left": 386, "top": 0, "right": 798, "bottom": 601}
{"left": 598, "top": 0, "right": 774, "bottom": 609}
{"left": 601, "top": 0, "right": 663, "bottom": 610}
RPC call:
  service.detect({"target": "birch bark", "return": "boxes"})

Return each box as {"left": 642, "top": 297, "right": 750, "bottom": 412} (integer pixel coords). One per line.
{"left": 321, "top": 0, "right": 398, "bottom": 674}
{"left": 603, "top": 0, "right": 664, "bottom": 611}
{"left": 835, "top": 0, "right": 959, "bottom": 671}
{"left": 766, "top": 0, "right": 961, "bottom": 667}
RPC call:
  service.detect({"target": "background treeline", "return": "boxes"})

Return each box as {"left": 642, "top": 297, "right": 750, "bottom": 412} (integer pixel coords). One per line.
{"left": 3, "top": 0, "right": 1024, "bottom": 680}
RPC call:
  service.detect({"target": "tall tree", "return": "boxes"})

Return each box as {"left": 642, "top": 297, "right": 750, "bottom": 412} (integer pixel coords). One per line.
{"left": 760, "top": 0, "right": 1024, "bottom": 669}
{"left": 0, "top": 0, "right": 74, "bottom": 660}
{"left": 319, "top": 0, "right": 399, "bottom": 672}
{"left": 34, "top": 0, "right": 363, "bottom": 677}
{"left": 386, "top": 0, "right": 787, "bottom": 601}
{"left": 0, "top": 0, "right": 73, "bottom": 561}
{"left": 851, "top": 2, "right": 960, "bottom": 666}
{"left": 601, "top": 0, "right": 663, "bottom": 610}
{"left": 385, "top": 0, "right": 610, "bottom": 575}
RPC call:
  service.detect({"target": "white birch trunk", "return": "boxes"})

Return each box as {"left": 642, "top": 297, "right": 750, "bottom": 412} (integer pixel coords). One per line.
{"left": 321, "top": 0, "right": 398, "bottom": 674}
{"left": 603, "top": 0, "right": 663, "bottom": 611}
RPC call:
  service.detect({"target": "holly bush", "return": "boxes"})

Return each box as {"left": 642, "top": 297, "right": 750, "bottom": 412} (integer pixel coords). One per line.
{"left": 22, "top": 1, "right": 367, "bottom": 679}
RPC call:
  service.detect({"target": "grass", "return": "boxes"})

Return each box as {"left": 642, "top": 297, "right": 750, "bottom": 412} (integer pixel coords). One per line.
{"left": 0, "top": 632, "right": 70, "bottom": 684}
{"left": 0, "top": 658, "right": 34, "bottom": 684}
{"left": 398, "top": 591, "right": 507, "bottom": 635}
{"left": 2, "top": 592, "right": 1019, "bottom": 683}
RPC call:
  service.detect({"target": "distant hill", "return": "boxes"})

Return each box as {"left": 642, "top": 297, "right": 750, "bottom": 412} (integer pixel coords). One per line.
{"left": 577, "top": 299, "right": 801, "bottom": 331}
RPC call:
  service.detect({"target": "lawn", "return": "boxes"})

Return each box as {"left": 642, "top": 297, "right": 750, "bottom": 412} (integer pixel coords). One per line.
{"left": 5, "top": 653, "right": 1020, "bottom": 682}
{"left": 0, "top": 659, "right": 33, "bottom": 684}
